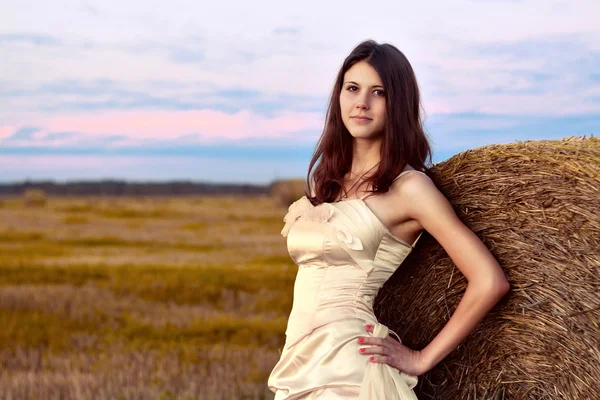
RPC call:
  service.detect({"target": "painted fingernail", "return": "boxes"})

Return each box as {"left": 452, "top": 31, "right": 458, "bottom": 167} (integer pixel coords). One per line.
{"left": 358, "top": 338, "right": 364, "bottom": 343}
{"left": 359, "top": 348, "right": 365, "bottom": 353}
{"left": 365, "top": 324, "right": 372, "bottom": 330}
{"left": 369, "top": 356, "right": 374, "bottom": 361}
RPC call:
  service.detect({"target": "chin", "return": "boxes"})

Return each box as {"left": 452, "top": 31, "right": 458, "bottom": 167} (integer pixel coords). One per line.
{"left": 348, "top": 130, "right": 383, "bottom": 140}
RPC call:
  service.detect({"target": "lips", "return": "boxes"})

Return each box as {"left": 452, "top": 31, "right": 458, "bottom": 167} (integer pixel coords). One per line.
{"left": 351, "top": 116, "right": 372, "bottom": 124}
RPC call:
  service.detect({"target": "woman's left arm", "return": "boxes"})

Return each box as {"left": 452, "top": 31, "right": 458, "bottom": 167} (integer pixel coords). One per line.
{"left": 402, "top": 172, "right": 510, "bottom": 374}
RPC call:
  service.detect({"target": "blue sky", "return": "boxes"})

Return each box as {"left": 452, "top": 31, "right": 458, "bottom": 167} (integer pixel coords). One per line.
{"left": 1, "top": 0, "right": 599, "bottom": 183}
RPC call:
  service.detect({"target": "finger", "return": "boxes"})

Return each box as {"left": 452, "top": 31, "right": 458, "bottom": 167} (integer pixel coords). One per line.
{"left": 364, "top": 324, "right": 373, "bottom": 332}
{"left": 358, "top": 337, "right": 386, "bottom": 346}
{"left": 369, "top": 355, "right": 392, "bottom": 365}
{"left": 359, "top": 345, "right": 389, "bottom": 356}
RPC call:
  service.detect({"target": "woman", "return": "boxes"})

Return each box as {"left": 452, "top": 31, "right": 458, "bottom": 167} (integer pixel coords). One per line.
{"left": 268, "top": 40, "right": 510, "bottom": 399}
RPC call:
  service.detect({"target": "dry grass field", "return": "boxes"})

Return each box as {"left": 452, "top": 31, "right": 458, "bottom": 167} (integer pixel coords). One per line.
{"left": 0, "top": 194, "right": 295, "bottom": 399}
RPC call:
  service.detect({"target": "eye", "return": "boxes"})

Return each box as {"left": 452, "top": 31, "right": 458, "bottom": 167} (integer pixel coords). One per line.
{"left": 346, "top": 85, "right": 359, "bottom": 92}
{"left": 374, "top": 89, "right": 385, "bottom": 97}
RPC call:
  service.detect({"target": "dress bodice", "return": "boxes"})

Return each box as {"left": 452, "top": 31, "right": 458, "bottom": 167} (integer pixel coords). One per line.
{"left": 280, "top": 171, "right": 425, "bottom": 349}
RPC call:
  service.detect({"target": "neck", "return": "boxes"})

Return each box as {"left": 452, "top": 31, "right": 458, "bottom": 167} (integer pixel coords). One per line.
{"left": 350, "top": 137, "right": 382, "bottom": 174}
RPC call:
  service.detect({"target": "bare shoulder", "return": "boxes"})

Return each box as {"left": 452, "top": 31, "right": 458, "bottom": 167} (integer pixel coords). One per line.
{"left": 389, "top": 169, "right": 509, "bottom": 289}
{"left": 389, "top": 170, "right": 453, "bottom": 227}
{"left": 308, "top": 176, "right": 316, "bottom": 197}
{"left": 390, "top": 170, "right": 438, "bottom": 200}
{"left": 373, "top": 170, "right": 436, "bottom": 226}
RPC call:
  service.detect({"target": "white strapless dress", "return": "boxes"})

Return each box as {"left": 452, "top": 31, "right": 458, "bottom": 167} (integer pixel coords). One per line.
{"left": 268, "top": 170, "right": 426, "bottom": 399}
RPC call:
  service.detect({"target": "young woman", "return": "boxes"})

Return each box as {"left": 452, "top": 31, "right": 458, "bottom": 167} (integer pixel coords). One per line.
{"left": 268, "top": 40, "right": 510, "bottom": 399}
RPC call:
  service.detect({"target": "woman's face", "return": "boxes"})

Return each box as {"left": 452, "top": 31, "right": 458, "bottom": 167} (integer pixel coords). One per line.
{"left": 339, "top": 60, "right": 387, "bottom": 140}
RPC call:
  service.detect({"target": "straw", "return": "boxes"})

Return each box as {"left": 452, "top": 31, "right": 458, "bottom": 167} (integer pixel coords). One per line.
{"left": 375, "top": 136, "right": 600, "bottom": 399}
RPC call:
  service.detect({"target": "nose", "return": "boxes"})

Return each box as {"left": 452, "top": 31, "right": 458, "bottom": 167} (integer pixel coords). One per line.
{"left": 355, "top": 90, "right": 370, "bottom": 110}
{"left": 355, "top": 99, "right": 369, "bottom": 110}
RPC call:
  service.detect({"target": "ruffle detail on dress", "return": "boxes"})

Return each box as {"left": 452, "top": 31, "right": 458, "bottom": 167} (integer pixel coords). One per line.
{"left": 358, "top": 322, "right": 418, "bottom": 399}
{"left": 281, "top": 197, "right": 364, "bottom": 253}
{"left": 301, "top": 204, "right": 333, "bottom": 223}
{"left": 281, "top": 196, "right": 312, "bottom": 237}
{"left": 335, "top": 228, "right": 363, "bottom": 251}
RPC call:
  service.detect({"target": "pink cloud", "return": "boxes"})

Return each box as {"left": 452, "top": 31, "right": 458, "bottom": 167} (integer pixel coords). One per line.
{"left": 2, "top": 105, "right": 463, "bottom": 147}
{"left": 31, "top": 109, "right": 325, "bottom": 142}
{"left": 0, "top": 126, "right": 15, "bottom": 140}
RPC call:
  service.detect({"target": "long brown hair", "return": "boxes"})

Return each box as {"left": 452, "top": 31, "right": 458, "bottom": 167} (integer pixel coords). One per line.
{"left": 306, "top": 39, "right": 433, "bottom": 204}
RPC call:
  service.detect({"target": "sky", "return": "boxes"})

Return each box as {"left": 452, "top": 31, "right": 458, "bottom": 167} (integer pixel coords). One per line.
{"left": 1, "top": 0, "right": 599, "bottom": 184}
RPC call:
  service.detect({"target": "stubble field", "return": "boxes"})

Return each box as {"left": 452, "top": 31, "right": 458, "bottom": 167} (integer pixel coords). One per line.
{"left": 0, "top": 195, "right": 294, "bottom": 400}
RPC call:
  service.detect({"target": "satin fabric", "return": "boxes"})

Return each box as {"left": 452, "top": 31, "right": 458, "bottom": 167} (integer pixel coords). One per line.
{"left": 358, "top": 322, "right": 418, "bottom": 400}
{"left": 268, "top": 169, "right": 426, "bottom": 399}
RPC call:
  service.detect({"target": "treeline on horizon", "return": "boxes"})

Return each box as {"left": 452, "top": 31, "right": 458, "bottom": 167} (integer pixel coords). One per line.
{"left": 0, "top": 180, "right": 270, "bottom": 197}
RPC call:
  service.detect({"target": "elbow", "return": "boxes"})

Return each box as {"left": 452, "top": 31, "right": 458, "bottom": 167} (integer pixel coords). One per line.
{"left": 488, "top": 276, "right": 511, "bottom": 299}
{"left": 473, "top": 275, "right": 511, "bottom": 299}
{"left": 496, "top": 278, "right": 511, "bottom": 297}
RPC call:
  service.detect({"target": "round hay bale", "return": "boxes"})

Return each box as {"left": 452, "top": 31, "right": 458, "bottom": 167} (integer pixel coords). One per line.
{"left": 270, "top": 179, "right": 307, "bottom": 208}
{"left": 375, "top": 136, "right": 599, "bottom": 399}
{"left": 22, "top": 188, "right": 47, "bottom": 207}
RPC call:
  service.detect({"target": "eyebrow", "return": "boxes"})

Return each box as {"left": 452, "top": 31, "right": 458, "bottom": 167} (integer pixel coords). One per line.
{"left": 343, "top": 81, "right": 384, "bottom": 88}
